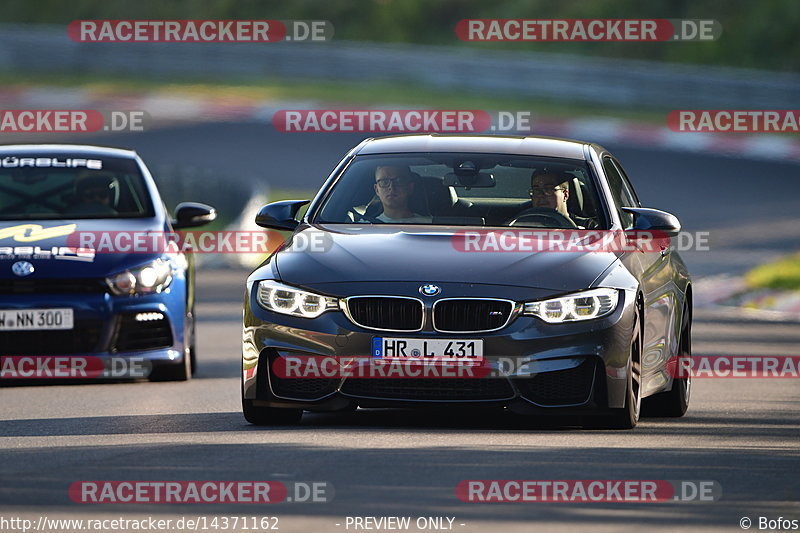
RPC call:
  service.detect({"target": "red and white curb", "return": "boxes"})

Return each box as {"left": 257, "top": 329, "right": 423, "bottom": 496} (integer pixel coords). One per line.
{"left": 2, "top": 86, "right": 799, "bottom": 162}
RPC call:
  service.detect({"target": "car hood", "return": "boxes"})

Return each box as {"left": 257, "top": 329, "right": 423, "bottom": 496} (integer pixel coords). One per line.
{"left": 273, "top": 224, "right": 618, "bottom": 292}
{"left": 0, "top": 218, "right": 165, "bottom": 279}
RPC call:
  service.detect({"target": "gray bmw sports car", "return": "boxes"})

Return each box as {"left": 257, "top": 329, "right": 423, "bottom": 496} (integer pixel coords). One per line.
{"left": 242, "top": 134, "right": 692, "bottom": 429}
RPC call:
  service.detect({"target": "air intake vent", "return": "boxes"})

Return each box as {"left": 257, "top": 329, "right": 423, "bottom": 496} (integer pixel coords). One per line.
{"left": 0, "top": 279, "right": 107, "bottom": 294}
{"left": 346, "top": 297, "right": 423, "bottom": 331}
{"left": 113, "top": 314, "right": 173, "bottom": 352}
{"left": 341, "top": 377, "right": 515, "bottom": 401}
{"left": 0, "top": 320, "right": 103, "bottom": 355}
{"left": 433, "top": 299, "right": 514, "bottom": 332}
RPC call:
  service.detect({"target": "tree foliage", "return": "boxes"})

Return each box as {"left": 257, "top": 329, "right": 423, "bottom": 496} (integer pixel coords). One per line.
{"left": 1, "top": 0, "right": 797, "bottom": 72}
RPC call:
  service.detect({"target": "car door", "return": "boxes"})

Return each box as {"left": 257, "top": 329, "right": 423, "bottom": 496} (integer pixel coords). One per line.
{"left": 603, "top": 156, "right": 677, "bottom": 388}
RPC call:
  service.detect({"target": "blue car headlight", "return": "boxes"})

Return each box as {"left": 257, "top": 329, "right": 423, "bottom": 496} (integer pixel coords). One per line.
{"left": 257, "top": 280, "right": 339, "bottom": 318}
{"left": 106, "top": 258, "right": 173, "bottom": 296}
{"left": 523, "top": 288, "right": 619, "bottom": 323}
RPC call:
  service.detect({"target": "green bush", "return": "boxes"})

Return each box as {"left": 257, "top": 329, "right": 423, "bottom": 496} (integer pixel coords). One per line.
{"left": 746, "top": 253, "right": 800, "bottom": 291}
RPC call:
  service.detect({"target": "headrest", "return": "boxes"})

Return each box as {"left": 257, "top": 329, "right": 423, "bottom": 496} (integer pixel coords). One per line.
{"left": 407, "top": 172, "right": 430, "bottom": 215}
{"left": 420, "top": 176, "right": 458, "bottom": 209}
{"left": 566, "top": 176, "right": 585, "bottom": 216}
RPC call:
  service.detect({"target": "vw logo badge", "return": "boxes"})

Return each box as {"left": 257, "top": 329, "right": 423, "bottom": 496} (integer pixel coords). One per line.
{"left": 419, "top": 284, "right": 440, "bottom": 297}
{"left": 12, "top": 261, "right": 34, "bottom": 277}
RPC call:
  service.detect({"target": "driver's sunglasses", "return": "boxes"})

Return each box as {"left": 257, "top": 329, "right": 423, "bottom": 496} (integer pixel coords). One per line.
{"left": 529, "top": 186, "right": 566, "bottom": 196}
{"left": 376, "top": 177, "right": 411, "bottom": 189}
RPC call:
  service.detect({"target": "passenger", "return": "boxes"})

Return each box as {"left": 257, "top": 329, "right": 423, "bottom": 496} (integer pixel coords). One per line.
{"left": 373, "top": 165, "right": 432, "bottom": 223}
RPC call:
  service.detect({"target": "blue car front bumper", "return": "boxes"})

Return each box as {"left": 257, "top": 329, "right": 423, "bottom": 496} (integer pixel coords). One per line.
{"left": 0, "top": 276, "right": 188, "bottom": 377}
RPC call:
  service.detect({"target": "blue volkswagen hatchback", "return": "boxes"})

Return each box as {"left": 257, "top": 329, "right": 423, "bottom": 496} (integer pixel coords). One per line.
{"left": 0, "top": 145, "right": 215, "bottom": 380}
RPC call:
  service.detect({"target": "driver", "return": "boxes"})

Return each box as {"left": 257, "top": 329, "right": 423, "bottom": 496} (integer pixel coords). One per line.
{"left": 530, "top": 170, "right": 572, "bottom": 219}
{"left": 513, "top": 169, "right": 596, "bottom": 228}
{"left": 65, "top": 172, "right": 118, "bottom": 215}
{"left": 373, "top": 165, "right": 432, "bottom": 223}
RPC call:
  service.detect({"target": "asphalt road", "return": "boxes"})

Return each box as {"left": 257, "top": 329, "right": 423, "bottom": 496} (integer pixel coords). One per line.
{"left": 1, "top": 269, "right": 799, "bottom": 532}
{"left": 1, "top": 124, "right": 799, "bottom": 532}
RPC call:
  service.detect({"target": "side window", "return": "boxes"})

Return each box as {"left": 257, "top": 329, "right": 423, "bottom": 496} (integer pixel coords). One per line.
{"left": 602, "top": 157, "right": 637, "bottom": 229}
{"left": 611, "top": 158, "right": 641, "bottom": 206}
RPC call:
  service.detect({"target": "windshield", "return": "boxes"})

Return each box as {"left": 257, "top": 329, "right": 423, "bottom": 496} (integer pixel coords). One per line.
{"left": 0, "top": 155, "right": 155, "bottom": 220}
{"left": 315, "top": 153, "right": 606, "bottom": 229}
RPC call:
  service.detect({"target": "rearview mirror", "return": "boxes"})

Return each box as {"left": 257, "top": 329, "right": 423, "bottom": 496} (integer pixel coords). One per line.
{"left": 172, "top": 202, "right": 217, "bottom": 230}
{"left": 255, "top": 200, "right": 310, "bottom": 231}
{"left": 442, "top": 172, "right": 495, "bottom": 188}
{"left": 622, "top": 207, "right": 681, "bottom": 236}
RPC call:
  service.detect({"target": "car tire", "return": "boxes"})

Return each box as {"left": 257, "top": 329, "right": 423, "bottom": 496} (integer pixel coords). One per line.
{"left": 188, "top": 307, "right": 197, "bottom": 377}
{"left": 148, "top": 314, "right": 193, "bottom": 382}
{"left": 643, "top": 301, "right": 691, "bottom": 417}
{"left": 150, "top": 352, "right": 191, "bottom": 382}
{"left": 242, "top": 398, "right": 303, "bottom": 425}
{"left": 241, "top": 368, "right": 303, "bottom": 425}
{"left": 596, "top": 304, "right": 642, "bottom": 430}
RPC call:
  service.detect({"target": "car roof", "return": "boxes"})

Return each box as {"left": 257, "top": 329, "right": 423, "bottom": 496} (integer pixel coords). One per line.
{"left": 0, "top": 144, "right": 138, "bottom": 158}
{"left": 355, "top": 134, "right": 590, "bottom": 159}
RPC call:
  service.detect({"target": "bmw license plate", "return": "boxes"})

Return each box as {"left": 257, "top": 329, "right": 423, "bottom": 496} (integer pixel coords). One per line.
{"left": 0, "top": 308, "right": 74, "bottom": 331}
{"left": 372, "top": 337, "right": 483, "bottom": 362}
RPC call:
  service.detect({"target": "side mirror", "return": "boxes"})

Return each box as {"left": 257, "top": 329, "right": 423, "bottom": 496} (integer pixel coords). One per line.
{"left": 622, "top": 207, "right": 681, "bottom": 236}
{"left": 255, "top": 200, "right": 310, "bottom": 231}
{"left": 173, "top": 202, "right": 217, "bottom": 229}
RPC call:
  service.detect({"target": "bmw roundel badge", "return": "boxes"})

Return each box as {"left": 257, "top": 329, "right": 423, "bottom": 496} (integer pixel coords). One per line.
{"left": 419, "top": 284, "right": 440, "bottom": 296}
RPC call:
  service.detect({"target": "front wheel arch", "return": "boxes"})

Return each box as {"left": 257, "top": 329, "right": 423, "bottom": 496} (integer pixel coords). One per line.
{"left": 590, "top": 293, "right": 643, "bottom": 429}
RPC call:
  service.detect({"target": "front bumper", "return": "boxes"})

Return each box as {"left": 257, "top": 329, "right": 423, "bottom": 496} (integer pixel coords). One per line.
{"left": 243, "top": 282, "right": 637, "bottom": 414}
{"left": 0, "top": 282, "right": 188, "bottom": 376}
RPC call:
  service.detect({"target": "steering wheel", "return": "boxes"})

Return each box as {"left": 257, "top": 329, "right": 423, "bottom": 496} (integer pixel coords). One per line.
{"left": 347, "top": 207, "right": 381, "bottom": 224}
{"left": 505, "top": 207, "right": 578, "bottom": 229}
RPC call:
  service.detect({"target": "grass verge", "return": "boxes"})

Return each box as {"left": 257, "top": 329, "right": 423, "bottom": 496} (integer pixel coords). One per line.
{"left": 745, "top": 253, "right": 800, "bottom": 291}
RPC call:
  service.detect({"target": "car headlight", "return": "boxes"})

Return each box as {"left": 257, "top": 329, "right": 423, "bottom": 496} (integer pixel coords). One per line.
{"left": 523, "top": 288, "right": 619, "bottom": 323}
{"left": 106, "top": 258, "right": 173, "bottom": 296}
{"left": 257, "top": 280, "right": 339, "bottom": 318}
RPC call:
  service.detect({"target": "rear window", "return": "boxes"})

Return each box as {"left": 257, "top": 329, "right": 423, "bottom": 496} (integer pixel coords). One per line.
{"left": 0, "top": 155, "right": 155, "bottom": 220}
